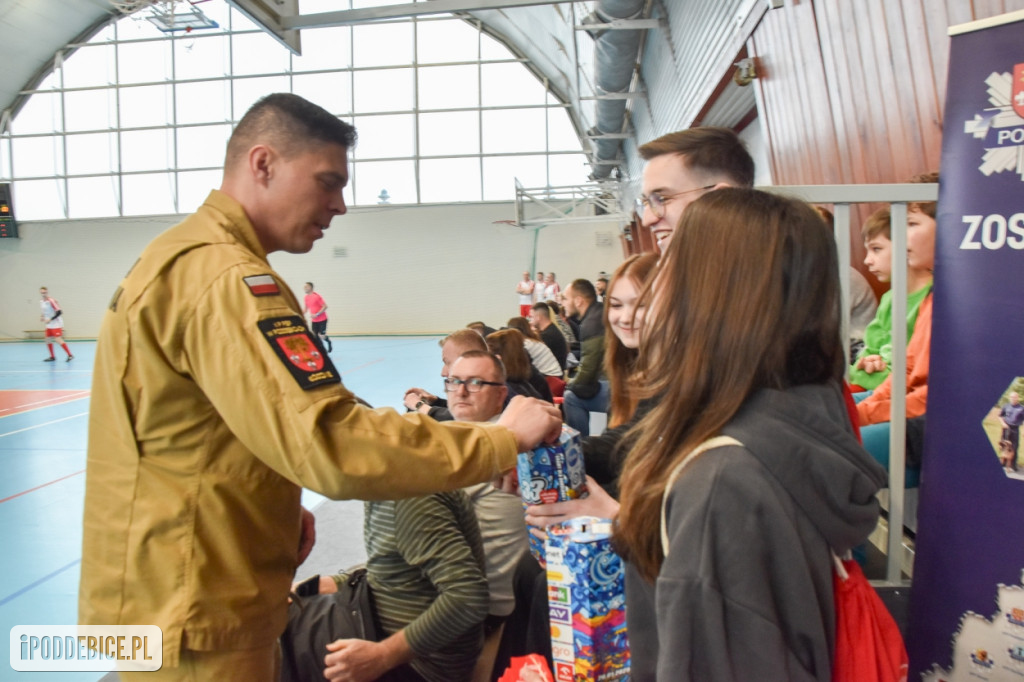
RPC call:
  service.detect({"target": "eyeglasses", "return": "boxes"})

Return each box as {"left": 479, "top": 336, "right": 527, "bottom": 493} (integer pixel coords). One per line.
{"left": 635, "top": 185, "right": 715, "bottom": 219}
{"left": 443, "top": 377, "right": 504, "bottom": 393}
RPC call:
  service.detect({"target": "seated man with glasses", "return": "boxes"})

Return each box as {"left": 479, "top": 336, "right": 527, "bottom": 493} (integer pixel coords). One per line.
{"left": 634, "top": 126, "right": 755, "bottom": 251}
{"left": 445, "top": 351, "right": 530, "bottom": 653}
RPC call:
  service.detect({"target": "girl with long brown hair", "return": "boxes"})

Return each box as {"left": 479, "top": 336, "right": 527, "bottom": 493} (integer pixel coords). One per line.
{"left": 602, "top": 253, "right": 658, "bottom": 429}
{"left": 618, "top": 188, "right": 886, "bottom": 681}
{"left": 485, "top": 329, "right": 553, "bottom": 402}
{"left": 505, "top": 316, "right": 563, "bottom": 377}
{"left": 523, "top": 253, "right": 657, "bottom": 524}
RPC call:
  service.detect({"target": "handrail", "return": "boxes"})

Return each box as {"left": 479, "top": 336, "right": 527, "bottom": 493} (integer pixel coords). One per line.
{"left": 767, "top": 183, "right": 939, "bottom": 587}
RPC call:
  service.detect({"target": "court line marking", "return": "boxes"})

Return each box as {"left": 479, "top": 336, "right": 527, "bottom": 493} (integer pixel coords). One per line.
{"left": 0, "top": 469, "right": 85, "bottom": 505}
{"left": 0, "top": 391, "right": 90, "bottom": 416}
{"left": 0, "top": 411, "right": 88, "bottom": 438}
{"left": 338, "top": 358, "right": 384, "bottom": 375}
{"left": 0, "top": 370, "right": 93, "bottom": 374}
{"left": 0, "top": 559, "right": 81, "bottom": 607}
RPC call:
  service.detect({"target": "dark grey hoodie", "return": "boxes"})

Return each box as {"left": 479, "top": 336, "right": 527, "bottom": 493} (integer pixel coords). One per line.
{"left": 625, "top": 382, "right": 887, "bottom": 681}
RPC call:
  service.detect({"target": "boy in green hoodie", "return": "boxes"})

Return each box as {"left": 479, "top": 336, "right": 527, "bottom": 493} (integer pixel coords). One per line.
{"left": 849, "top": 206, "right": 933, "bottom": 391}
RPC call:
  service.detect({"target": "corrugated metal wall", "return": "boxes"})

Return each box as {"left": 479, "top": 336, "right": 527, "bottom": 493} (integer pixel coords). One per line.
{"left": 624, "top": 0, "right": 765, "bottom": 193}
{"left": 750, "top": 0, "right": 1024, "bottom": 186}
{"left": 746, "top": 0, "right": 1024, "bottom": 275}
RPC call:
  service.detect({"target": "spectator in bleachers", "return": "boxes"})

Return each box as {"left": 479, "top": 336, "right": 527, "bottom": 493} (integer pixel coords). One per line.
{"left": 544, "top": 296, "right": 577, "bottom": 352}
{"left": 849, "top": 207, "right": 933, "bottom": 391}
{"left": 506, "top": 316, "right": 562, "bottom": 377}
{"left": 562, "top": 278, "right": 607, "bottom": 437}
{"left": 544, "top": 300, "right": 578, "bottom": 353}
{"left": 486, "top": 329, "right": 553, "bottom": 402}
{"left": 529, "top": 302, "right": 569, "bottom": 371}
{"left": 635, "top": 127, "right": 754, "bottom": 251}
{"left": 855, "top": 172, "right": 939, "bottom": 488}
{"left": 595, "top": 275, "right": 608, "bottom": 303}
{"left": 321, "top": 488, "right": 489, "bottom": 682}
{"left": 466, "top": 320, "right": 497, "bottom": 337}
{"left": 812, "top": 206, "right": 879, "bottom": 358}
{"left": 446, "top": 352, "right": 531, "bottom": 649}
{"left": 403, "top": 329, "right": 487, "bottom": 420}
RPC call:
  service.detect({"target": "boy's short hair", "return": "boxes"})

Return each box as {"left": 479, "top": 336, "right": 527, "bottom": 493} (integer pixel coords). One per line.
{"left": 908, "top": 171, "right": 939, "bottom": 219}
{"left": 861, "top": 206, "right": 892, "bottom": 242}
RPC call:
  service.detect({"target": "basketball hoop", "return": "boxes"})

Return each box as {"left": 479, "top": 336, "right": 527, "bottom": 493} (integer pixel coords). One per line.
{"left": 108, "top": 0, "right": 219, "bottom": 33}
{"left": 109, "top": 0, "right": 157, "bottom": 13}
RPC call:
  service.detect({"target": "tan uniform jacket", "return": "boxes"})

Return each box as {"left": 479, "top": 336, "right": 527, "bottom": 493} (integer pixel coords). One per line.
{"left": 79, "top": 191, "right": 518, "bottom": 665}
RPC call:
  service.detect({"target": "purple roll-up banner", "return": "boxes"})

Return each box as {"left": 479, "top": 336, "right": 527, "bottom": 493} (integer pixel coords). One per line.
{"left": 906, "top": 10, "right": 1024, "bottom": 681}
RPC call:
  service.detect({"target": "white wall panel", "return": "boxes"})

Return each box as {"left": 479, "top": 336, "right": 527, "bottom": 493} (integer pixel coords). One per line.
{"left": 0, "top": 203, "right": 625, "bottom": 339}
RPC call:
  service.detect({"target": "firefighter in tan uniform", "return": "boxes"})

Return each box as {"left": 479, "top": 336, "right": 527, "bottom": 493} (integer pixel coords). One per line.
{"left": 79, "top": 94, "right": 561, "bottom": 681}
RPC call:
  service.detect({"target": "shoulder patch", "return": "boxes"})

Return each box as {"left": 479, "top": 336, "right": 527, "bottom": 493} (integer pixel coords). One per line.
{"left": 258, "top": 316, "right": 341, "bottom": 390}
{"left": 244, "top": 274, "right": 281, "bottom": 297}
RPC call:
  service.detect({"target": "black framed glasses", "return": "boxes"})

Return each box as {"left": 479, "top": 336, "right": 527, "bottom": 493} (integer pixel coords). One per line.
{"left": 443, "top": 377, "right": 504, "bottom": 393}
{"left": 635, "top": 185, "right": 715, "bottom": 219}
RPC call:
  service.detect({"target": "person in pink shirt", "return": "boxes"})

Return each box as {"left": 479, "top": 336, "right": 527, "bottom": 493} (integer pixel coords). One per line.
{"left": 302, "top": 281, "right": 332, "bottom": 353}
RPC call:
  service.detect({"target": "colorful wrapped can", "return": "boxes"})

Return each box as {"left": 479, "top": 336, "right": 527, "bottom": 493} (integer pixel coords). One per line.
{"left": 545, "top": 517, "right": 630, "bottom": 682}
{"left": 517, "top": 425, "right": 588, "bottom": 566}
{"left": 517, "top": 425, "right": 587, "bottom": 505}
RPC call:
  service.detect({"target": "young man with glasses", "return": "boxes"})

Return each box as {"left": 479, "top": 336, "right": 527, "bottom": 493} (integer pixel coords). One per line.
{"left": 635, "top": 127, "right": 755, "bottom": 251}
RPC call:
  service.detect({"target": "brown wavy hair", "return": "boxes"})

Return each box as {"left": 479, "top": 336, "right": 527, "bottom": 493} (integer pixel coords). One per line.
{"left": 603, "top": 253, "right": 658, "bottom": 428}
{"left": 485, "top": 329, "right": 532, "bottom": 382}
{"left": 615, "top": 188, "right": 845, "bottom": 581}
{"left": 506, "top": 316, "right": 540, "bottom": 341}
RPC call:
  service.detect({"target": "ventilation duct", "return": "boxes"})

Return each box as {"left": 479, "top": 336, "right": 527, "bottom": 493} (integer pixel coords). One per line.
{"left": 584, "top": 0, "right": 645, "bottom": 179}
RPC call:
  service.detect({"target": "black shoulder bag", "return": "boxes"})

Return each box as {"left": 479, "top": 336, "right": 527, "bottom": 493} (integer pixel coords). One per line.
{"left": 280, "top": 566, "right": 378, "bottom": 682}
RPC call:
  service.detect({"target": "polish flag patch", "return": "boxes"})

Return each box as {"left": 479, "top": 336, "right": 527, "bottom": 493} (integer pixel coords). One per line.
{"left": 243, "top": 274, "right": 280, "bottom": 297}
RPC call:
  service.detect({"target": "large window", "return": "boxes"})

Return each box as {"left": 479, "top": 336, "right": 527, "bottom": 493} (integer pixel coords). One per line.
{"left": 0, "top": 2, "right": 588, "bottom": 220}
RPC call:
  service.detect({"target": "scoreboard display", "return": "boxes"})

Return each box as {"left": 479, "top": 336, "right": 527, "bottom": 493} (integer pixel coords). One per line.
{"left": 0, "top": 183, "right": 17, "bottom": 238}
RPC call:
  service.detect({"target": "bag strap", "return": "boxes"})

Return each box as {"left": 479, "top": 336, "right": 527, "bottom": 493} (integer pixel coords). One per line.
{"left": 660, "top": 435, "right": 743, "bottom": 556}
{"left": 831, "top": 550, "right": 850, "bottom": 581}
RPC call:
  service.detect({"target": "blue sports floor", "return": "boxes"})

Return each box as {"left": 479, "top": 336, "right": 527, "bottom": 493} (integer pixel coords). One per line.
{"left": 0, "top": 337, "right": 444, "bottom": 681}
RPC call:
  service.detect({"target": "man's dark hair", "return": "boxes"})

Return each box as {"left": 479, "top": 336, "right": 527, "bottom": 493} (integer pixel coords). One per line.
{"left": 226, "top": 93, "right": 357, "bottom": 165}
{"left": 568, "top": 278, "right": 597, "bottom": 303}
{"left": 637, "top": 127, "right": 754, "bottom": 188}
{"left": 531, "top": 302, "right": 550, "bottom": 313}
{"left": 305, "top": 281, "right": 314, "bottom": 288}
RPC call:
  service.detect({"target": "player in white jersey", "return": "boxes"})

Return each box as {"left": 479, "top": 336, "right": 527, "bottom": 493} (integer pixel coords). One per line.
{"left": 40, "top": 286, "right": 73, "bottom": 362}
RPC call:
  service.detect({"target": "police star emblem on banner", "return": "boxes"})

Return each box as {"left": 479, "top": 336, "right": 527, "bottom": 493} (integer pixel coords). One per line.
{"left": 962, "top": 65, "right": 1024, "bottom": 181}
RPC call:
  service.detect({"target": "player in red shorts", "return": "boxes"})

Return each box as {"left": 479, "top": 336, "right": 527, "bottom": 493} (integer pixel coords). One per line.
{"left": 40, "top": 286, "right": 73, "bottom": 362}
